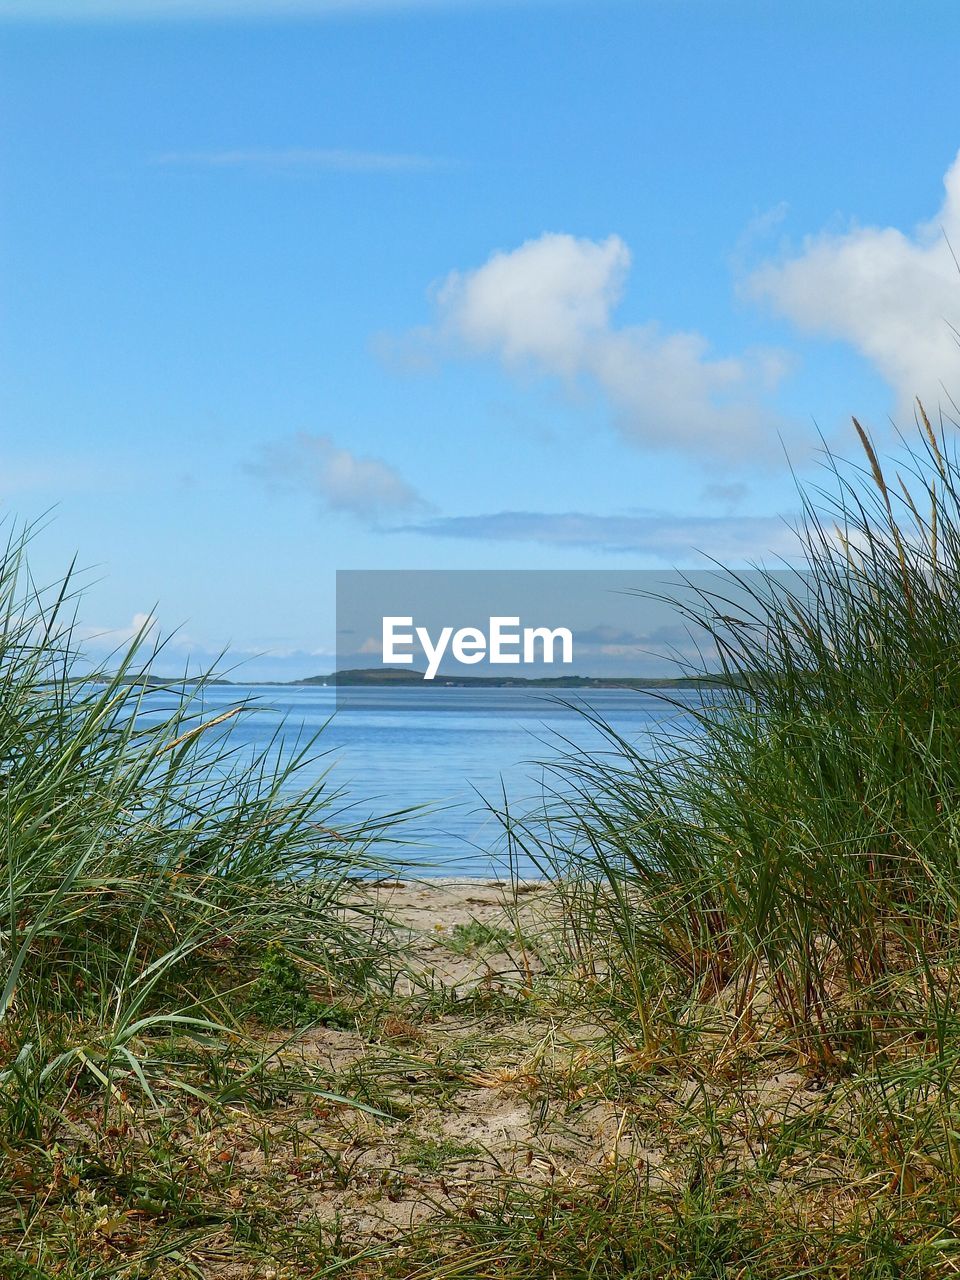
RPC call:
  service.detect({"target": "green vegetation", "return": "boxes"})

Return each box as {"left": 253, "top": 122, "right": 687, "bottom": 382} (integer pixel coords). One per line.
{"left": 0, "top": 525, "right": 399, "bottom": 1274}
{"left": 524, "top": 408, "right": 960, "bottom": 1066}
{"left": 246, "top": 942, "right": 359, "bottom": 1029}
{"left": 445, "top": 921, "right": 514, "bottom": 955}
{"left": 398, "top": 1134, "right": 484, "bottom": 1173}
{"left": 13, "top": 409, "right": 960, "bottom": 1276}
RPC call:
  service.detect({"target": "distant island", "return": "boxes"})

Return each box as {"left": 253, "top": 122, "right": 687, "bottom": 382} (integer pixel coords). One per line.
{"left": 292, "top": 667, "right": 727, "bottom": 689}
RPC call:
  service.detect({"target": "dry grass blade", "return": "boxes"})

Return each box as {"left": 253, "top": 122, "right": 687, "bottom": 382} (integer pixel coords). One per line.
{"left": 853, "top": 415, "right": 913, "bottom": 614}
{"left": 162, "top": 704, "right": 243, "bottom": 751}
{"left": 917, "top": 397, "right": 945, "bottom": 475}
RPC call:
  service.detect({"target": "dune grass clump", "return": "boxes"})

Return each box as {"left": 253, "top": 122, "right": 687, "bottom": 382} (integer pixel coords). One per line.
{"left": 517, "top": 409, "right": 960, "bottom": 1071}
{"left": 0, "top": 526, "right": 396, "bottom": 1143}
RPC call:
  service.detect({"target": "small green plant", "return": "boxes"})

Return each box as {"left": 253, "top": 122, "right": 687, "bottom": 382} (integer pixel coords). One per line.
{"left": 0, "top": 1253, "right": 52, "bottom": 1280}
{"left": 247, "top": 942, "right": 333, "bottom": 1027}
{"left": 399, "top": 1134, "right": 483, "bottom": 1172}
{"left": 447, "top": 921, "right": 514, "bottom": 955}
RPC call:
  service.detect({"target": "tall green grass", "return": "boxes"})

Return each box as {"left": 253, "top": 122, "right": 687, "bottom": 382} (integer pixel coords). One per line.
{"left": 516, "top": 409, "right": 960, "bottom": 1068}
{"left": 0, "top": 526, "right": 397, "bottom": 1130}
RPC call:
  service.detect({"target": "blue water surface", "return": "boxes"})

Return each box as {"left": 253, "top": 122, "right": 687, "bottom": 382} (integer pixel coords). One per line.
{"left": 150, "top": 684, "right": 706, "bottom": 878}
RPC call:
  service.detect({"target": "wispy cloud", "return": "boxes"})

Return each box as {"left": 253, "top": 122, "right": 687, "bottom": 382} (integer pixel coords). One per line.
{"left": 151, "top": 148, "right": 447, "bottom": 174}
{"left": 249, "top": 432, "right": 426, "bottom": 521}
{"left": 0, "top": 456, "right": 134, "bottom": 496}
{"left": 76, "top": 617, "right": 339, "bottom": 682}
{"left": 76, "top": 612, "right": 161, "bottom": 651}
{"left": 397, "top": 510, "right": 800, "bottom": 562}
{"left": 0, "top": 0, "right": 524, "bottom": 20}
{"left": 699, "top": 481, "right": 750, "bottom": 512}
{"left": 416, "top": 232, "right": 793, "bottom": 462}
{"left": 748, "top": 148, "right": 960, "bottom": 417}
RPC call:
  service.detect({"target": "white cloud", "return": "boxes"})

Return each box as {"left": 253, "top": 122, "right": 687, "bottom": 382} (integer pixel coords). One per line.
{"left": 430, "top": 232, "right": 791, "bottom": 460}
{"left": 77, "top": 611, "right": 160, "bottom": 649}
{"left": 748, "top": 149, "right": 960, "bottom": 415}
{"left": 437, "top": 233, "right": 631, "bottom": 374}
{"left": 74, "top": 620, "right": 339, "bottom": 681}
{"left": 250, "top": 432, "right": 424, "bottom": 520}
{"left": 152, "top": 148, "right": 446, "bottom": 173}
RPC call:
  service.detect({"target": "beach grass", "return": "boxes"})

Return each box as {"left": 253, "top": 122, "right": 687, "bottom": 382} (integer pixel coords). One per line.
{"left": 510, "top": 408, "right": 960, "bottom": 1047}
{"left": 0, "top": 524, "right": 404, "bottom": 1275}
{"left": 11, "top": 410, "right": 960, "bottom": 1275}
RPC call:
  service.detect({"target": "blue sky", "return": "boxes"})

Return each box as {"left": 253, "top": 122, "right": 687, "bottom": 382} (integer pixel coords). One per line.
{"left": 3, "top": 0, "right": 960, "bottom": 677}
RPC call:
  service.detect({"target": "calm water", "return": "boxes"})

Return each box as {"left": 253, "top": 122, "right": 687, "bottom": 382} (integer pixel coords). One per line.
{"left": 159, "top": 684, "right": 705, "bottom": 877}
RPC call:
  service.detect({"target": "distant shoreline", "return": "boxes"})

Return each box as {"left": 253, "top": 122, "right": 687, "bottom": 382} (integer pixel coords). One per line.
{"left": 94, "top": 666, "right": 730, "bottom": 691}
{"left": 298, "top": 667, "right": 726, "bottom": 689}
